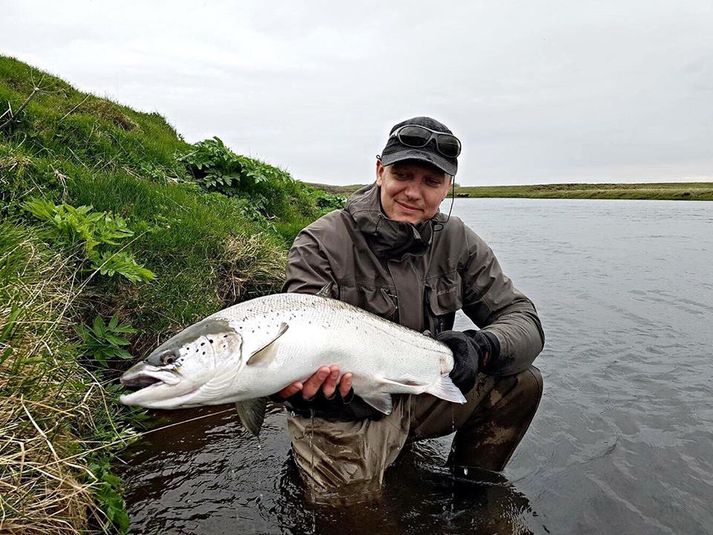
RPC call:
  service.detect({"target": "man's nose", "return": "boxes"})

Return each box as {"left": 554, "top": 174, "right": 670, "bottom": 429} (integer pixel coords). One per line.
{"left": 404, "top": 182, "right": 422, "bottom": 199}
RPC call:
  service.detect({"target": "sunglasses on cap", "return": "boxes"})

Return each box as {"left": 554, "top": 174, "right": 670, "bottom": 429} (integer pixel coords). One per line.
{"left": 389, "top": 125, "right": 462, "bottom": 158}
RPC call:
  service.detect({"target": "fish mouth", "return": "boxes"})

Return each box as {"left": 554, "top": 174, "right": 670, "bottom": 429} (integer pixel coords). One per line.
{"left": 120, "top": 373, "right": 162, "bottom": 389}
{"left": 119, "top": 362, "right": 200, "bottom": 408}
{"left": 120, "top": 363, "right": 181, "bottom": 388}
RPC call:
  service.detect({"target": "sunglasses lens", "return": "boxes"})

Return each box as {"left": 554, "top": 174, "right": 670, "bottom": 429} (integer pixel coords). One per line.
{"left": 397, "top": 126, "right": 431, "bottom": 147}
{"left": 437, "top": 135, "right": 461, "bottom": 158}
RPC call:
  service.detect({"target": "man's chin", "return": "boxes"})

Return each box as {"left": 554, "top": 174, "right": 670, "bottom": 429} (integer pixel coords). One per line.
{"left": 392, "top": 206, "right": 425, "bottom": 224}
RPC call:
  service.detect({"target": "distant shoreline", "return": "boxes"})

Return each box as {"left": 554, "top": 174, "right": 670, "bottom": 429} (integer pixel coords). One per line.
{"left": 307, "top": 182, "right": 713, "bottom": 201}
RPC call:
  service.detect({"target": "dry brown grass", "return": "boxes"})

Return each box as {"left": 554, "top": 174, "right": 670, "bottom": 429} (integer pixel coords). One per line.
{"left": 0, "top": 228, "right": 135, "bottom": 534}
{"left": 219, "top": 233, "right": 287, "bottom": 305}
{"left": 0, "top": 397, "right": 92, "bottom": 534}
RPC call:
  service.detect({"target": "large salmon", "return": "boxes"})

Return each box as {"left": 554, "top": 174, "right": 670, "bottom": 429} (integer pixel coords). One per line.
{"left": 120, "top": 293, "right": 465, "bottom": 434}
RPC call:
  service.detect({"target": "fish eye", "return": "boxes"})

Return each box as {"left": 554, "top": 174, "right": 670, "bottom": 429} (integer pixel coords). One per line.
{"left": 162, "top": 353, "right": 177, "bottom": 365}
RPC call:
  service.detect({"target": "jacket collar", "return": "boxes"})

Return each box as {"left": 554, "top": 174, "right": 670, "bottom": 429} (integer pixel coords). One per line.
{"left": 345, "top": 183, "right": 446, "bottom": 260}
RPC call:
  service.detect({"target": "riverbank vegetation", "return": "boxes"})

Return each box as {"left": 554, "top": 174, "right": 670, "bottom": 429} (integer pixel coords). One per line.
{"left": 310, "top": 181, "right": 713, "bottom": 201}
{"left": 0, "top": 56, "right": 342, "bottom": 533}
{"left": 454, "top": 182, "right": 713, "bottom": 201}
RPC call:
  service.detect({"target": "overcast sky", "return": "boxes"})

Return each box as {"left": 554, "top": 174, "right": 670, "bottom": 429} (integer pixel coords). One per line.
{"left": 3, "top": 0, "right": 712, "bottom": 185}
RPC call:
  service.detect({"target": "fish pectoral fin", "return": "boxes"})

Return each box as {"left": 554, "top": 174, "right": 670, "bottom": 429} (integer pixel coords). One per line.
{"left": 359, "top": 392, "right": 393, "bottom": 415}
{"left": 246, "top": 323, "right": 289, "bottom": 366}
{"left": 235, "top": 397, "right": 268, "bottom": 436}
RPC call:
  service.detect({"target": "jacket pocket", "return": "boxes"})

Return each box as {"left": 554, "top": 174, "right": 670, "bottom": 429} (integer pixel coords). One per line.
{"left": 425, "top": 273, "right": 462, "bottom": 333}
{"left": 338, "top": 283, "right": 398, "bottom": 321}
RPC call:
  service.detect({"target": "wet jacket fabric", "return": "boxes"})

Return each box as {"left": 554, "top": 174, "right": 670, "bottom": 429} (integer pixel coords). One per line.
{"left": 284, "top": 183, "right": 544, "bottom": 376}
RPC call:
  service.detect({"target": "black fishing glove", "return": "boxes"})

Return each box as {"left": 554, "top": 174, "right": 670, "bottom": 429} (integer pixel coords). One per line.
{"left": 436, "top": 329, "right": 501, "bottom": 394}
{"left": 281, "top": 389, "right": 384, "bottom": 421}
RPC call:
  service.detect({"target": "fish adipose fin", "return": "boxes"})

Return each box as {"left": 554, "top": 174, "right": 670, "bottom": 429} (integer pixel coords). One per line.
{"left": 426, "top": 375, "right": 467, "bottom": 404}
{"left": 235, "top": 397, "right": 268, "bottom": 436}
{"left": 246, "top": 323, "right": 289, "bottom": 366}
{"left": 315, "top": 282, "right": 333, "bottom": 298}
{"left": 360, "top": 392, "right": 393, "bottom": 414}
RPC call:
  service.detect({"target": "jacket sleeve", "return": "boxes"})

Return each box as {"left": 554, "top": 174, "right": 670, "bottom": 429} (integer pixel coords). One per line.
{"left": 460, "top": 227, "right": 545, "bottom": 376}
{"left": 283, "top": 226, "right": 338, "bottom": 295}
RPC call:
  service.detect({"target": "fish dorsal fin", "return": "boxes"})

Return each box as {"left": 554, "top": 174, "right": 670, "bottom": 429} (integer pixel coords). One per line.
{"left": 246, "top": 322, "right": 289, "bottom": 366}
{"left": 359, "top": 392, "right": 393, "bottom": 414}
{"left": 315, "top": 282, "right": 333, "bottom": 298}
{"left": 235, "top": 397, "right": 268, "bottom": 436}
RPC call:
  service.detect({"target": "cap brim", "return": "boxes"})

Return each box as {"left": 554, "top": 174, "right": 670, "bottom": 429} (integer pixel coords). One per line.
{"left": 380, "top": 148, "right": 457, "bottom": 176}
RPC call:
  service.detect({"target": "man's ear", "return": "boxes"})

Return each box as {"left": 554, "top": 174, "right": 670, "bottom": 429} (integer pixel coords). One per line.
{"left": 440, "top": 175, "right": 453, "bottom": 202}
{"left": 375, "top": 159, "right": 385, "bottom": 186}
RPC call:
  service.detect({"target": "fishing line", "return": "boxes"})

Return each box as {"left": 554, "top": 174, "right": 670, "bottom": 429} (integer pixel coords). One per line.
{"left": 40, "top": 407, "right": 238, "bottom": 467}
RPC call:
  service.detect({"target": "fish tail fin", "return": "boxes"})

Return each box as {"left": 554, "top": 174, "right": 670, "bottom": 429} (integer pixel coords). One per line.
{"left": 426, "top": 375, "right": 467, "bottom": 404}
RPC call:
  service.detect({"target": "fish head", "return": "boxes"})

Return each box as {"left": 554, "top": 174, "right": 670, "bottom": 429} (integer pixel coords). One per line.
{"left": 119, "top": 317, "right": 244, "bottom": 409}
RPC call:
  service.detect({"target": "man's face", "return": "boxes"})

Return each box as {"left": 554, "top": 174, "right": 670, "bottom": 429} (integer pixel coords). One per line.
{"left": 376, "top": 160, "right": 452, "bottom": 224}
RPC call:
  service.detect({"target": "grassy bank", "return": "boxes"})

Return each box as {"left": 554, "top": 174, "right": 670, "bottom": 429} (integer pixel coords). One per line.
{"left": 0, "top": 56, "right": 340, "bottom": 533}
{"left": 455, "top": 182, "right": 713, "bottom": 201}
{"left": 309, "top": 181, "right": 713, "bottom": 201}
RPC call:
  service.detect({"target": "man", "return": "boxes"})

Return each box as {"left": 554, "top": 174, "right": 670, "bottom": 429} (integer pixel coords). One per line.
{"left": 276, "top": 116, "right": 544, "bottom": 504}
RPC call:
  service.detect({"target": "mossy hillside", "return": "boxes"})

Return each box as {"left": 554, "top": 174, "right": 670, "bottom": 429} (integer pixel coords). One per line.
{"left": 0, "top": 56, "right": 183, "bottom": 173}
{"left": 0, "top": 55, "right": 339, "bottom": 533}
{"left": 0, "top": 55, "right": 336, "bottom": 339}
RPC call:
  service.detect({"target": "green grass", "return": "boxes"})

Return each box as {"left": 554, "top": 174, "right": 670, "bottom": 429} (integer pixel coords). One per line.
{"left": 0, "top": 57, "right": 185, "bottom": 173}
{"left": 0, "top": 222, "right": 136, "bottom": 533}
{"left": 0, "top": 54, "right": 331, "bottom": 341}
{"left": 0, "top": 54, "right": 333, "bottom": 533}
{"left": 455, "top": 182, "right": 713, "bottom": 201}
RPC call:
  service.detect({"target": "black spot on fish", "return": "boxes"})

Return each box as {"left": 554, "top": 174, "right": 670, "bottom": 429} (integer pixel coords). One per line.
{"left": 209, "top": 339, "right": 213, "bottom": 343}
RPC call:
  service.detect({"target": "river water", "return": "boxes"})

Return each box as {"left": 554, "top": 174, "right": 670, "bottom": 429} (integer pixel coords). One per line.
{"left": 119, "top": 198, "right": 713, "bottom": 534}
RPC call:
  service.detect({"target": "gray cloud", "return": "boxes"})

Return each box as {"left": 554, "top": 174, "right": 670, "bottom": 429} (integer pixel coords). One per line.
{"left": 2, "top": 0, "right": 712, "bottom": 185}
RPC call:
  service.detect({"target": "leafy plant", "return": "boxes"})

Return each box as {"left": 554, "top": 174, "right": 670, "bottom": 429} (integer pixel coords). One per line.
{"left": 22, "top": 198, "right": 155, "bottom": 282}
{"left": 177, "top": 137, "right": 295, "bottom": 218}
{"left": 93, "top": 250, "right": 156, "bottom": 282}
{"left": 90, "top": 459, "right": 130, "bottom": 534}
{"left": 314, "top": 190, "right": 346, "bottom": 211}
{"left": 75, "top": 315, "right": 137, "bottom": 367}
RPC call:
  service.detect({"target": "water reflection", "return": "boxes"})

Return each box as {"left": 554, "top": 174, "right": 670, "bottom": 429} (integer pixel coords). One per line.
{"left": 121, "top": 199, "right": 713, "bottom": 533}
{"left": 120, "top": 405, "right": 543, "bottom": 534}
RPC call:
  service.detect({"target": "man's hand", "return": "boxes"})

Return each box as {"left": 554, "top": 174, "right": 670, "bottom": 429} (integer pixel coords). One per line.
{"left": 436, "top": 329, "right": 500, "bottom": 394}
{"left": 276, "top": 365, "right": 353, "bottom": 400}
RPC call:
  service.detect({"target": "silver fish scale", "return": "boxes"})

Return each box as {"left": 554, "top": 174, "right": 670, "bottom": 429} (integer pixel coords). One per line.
{"left": 120, "top": 292, "right": 463, "bottom": 414}
{"left": 214, "top": 293, "right": 450, "bottom": 358}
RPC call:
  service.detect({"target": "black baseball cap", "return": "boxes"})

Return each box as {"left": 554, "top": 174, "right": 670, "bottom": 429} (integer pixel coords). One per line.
{"left": 379, "top": 116, "right": 459, "bottom": 176}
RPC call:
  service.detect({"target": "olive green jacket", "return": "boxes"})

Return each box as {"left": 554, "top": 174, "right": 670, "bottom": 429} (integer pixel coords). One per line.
{"left": 284, "top": 184, "right": 544, "bottom": 376}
